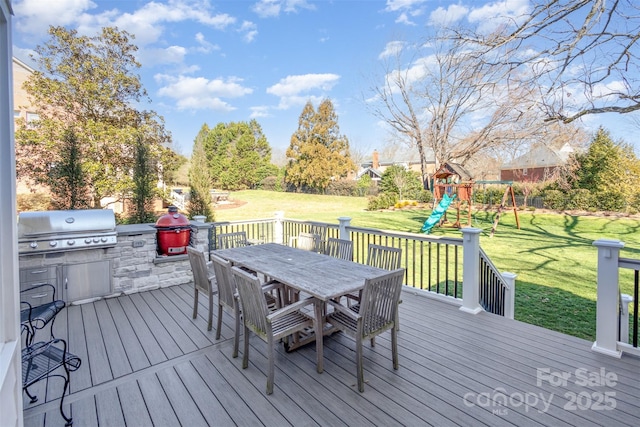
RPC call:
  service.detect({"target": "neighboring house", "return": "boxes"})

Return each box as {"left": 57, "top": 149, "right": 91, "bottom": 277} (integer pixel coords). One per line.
{"left": 357, "top": 150, "right": 436, "bottom": 184}
{"left": 500, "top": 143, "right": 574, "bottom": 182}
{"left": 12, "top": 56, "right": 37, "bottom": 125}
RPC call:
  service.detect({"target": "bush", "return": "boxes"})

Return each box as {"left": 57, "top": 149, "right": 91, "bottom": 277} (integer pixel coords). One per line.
{"left": 415, "top": 190, "right": 434, "bottom": 203}
{"left": 326, "top": 179, "right": 358, "bottom": 196}
{"left": 543, "top": 190, "right": 566, "bottom": 210}
{"left": 366, "top": 193, "right": 398, "bottom": 211}
{"left": 566, "top": 189, "right": 596, "bottom": 210}
{"left": 260, "top": 176, "right": 284, "bottom": 192}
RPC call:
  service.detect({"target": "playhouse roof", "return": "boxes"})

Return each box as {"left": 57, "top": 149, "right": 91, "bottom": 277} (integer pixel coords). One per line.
{"left": 433, "top": 162, "right": 474, "bottom": 181}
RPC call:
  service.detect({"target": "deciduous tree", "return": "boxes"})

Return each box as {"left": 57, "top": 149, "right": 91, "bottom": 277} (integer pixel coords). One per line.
{"left": 285, "top": 99, "right": 356, "bottom": 192}
{"left": 15, "top": 26, "right": 175, "bottom": 208}
{"left": 459, "top": 0, "right": 640, "bottom": 123}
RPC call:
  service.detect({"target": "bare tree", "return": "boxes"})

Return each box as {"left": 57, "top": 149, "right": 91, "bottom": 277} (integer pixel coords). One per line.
{"left": 369, "top": 33, "right": 542, "bottom": 175}
{"left": 460, "top": 0, "right": 640, "bottom": 123}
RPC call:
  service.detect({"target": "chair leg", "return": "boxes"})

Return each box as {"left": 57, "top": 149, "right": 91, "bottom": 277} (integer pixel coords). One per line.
{"left": 266, "top": 337, "right": 275, "bottom": 395}
{"left": 242, "top": 326, "right": 250, "bottom": 369}
{"left": 207, "top": 293, "right": 214, "bottom": 331}
{"left": 216, "top": 304, "right": 223, "bottom": 339}
{"left": 391, "top": 327, "right": 399, "bottom": 370}
{"left": 232, "top": 309, "right": 240, "bottom": 358}
{"left": 356, "top": 336, "right": 365, "bottom": 392}
{"left": 192, "top": 289, "right": 199, "bottom": 319}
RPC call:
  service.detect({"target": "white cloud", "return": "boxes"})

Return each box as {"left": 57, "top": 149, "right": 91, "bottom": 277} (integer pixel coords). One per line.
{"left": 429, "top": 4, "right": 469, "bottom": 27}
{"left": 384, "top": 0, "right": 428, "bottom": 12}
{"left": 155, "top": 74, "right": 253, "bottom": 111}
{"left": 252, "top": 0, "right": 315, "bottom": 18}
{"left": 267, "top": 74, "right": 339, "bottom": 110}
{"left": 13, "top": 0, "right": 98, "bottom": 36}
{"left": 250, "top": 106, "right": 271, "bottom": 118}
{"left": 468, "top": 0, "right": 530, "bottom": 34}
{"left": 379, "top": 41, "right": 405, "bottom": 59}
{"left": 240, "top": 21, "right": 259, "bottom": 43}
{"left": 267, "top": 73, "right": 340, "bottom": 97}
{"left": 395, "top": 13, "right": 416, "bottom": 26}
{"left": 194, "top": 33, "right": 220, "bottom": 54}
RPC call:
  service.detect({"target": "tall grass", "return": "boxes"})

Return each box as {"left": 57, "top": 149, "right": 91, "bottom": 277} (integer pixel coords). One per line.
{"left": 217, "top": 190, "right": 640, "bottom": 340}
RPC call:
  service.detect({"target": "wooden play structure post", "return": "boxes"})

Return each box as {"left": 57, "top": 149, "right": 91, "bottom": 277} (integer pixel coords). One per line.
{"left": 487, "top": 183, "right": 520, "bottom": 237}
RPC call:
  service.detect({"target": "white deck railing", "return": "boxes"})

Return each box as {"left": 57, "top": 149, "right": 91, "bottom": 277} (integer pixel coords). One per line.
{"left": 208, "top": 213, "right": 516, "bottom": 319}
{"left": 593, "top": 239, "right": 640, "bottom": 358}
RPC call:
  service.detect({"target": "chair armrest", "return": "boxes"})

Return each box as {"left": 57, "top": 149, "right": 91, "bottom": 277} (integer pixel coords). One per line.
{"left": 327, "top": 299, "right": 360, "bottom": 320}
{"left": 267, "top": 296, "right": 316, "bottom": 321}
{"left": 261, "top": 280, "right": 285, "bottom": 294}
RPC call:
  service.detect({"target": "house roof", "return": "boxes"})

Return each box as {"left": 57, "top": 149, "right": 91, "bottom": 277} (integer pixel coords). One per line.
{"left": 502, "top": 143, "right": 574, "bottom": 170}
{"left": 356, "top": 167, "right": 383, "bottom": 179}
{"left": 433, "top": 162, "right": 474, "bottom": 181}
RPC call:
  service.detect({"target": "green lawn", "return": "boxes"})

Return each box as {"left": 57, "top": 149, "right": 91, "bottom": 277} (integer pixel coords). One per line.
{"left": 216, "top": 190, "right": 640, "bottom": 340}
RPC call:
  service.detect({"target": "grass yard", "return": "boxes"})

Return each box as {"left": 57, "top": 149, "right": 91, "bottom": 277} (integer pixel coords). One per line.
{"left": 216, "top": 190, "right": 640, "bottom": 341}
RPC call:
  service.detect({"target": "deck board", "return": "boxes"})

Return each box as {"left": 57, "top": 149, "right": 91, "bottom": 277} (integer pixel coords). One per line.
{"left": 22, "top": 284, "right": 640, "bottom": 427}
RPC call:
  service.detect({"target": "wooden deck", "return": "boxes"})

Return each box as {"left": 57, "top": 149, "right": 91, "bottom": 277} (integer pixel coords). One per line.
{"left": 23, "top": 284, "right": 639, "bottom": 427}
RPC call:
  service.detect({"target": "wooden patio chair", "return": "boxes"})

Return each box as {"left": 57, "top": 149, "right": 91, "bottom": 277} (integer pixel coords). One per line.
{"left": 230, "top": 266, "right": 319, "bottom": 395}
{"left": 210, "top": 253, "right": 282, "bottom": 358}
{"left": 20, "top": 283, "right": 66, "bottom": 346}
{"left": 217, "top": 231, "right": 249, "bottom": 249}
{"left": 323, "top": 237, "right": 353, "bottom": 261}
{"left": 326, "top": 268, "right": 405, "bottom": 392}
{"left": 289, "top": 232, "right": 321, "bottom": 252}
{"left": 187, "top": 247, "right": 217, "bottom": 331}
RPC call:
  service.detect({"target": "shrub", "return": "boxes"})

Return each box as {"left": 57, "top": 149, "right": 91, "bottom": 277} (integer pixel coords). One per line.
{"left": 566, "top": 189, "right": 596, "bottom": 210}
{"left": 416, "top": 190, "right": 434, "bottom": 203}
{"left": 366, "top": 193, "right": 398, "bottom": 211}
{"left": 326, "top": 178, "right": 358, "bottom": 196}
{"left": 543, "top": 190, "right": 566, "bottom": 210}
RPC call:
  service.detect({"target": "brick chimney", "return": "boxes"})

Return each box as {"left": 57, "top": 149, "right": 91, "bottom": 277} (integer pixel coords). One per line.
{"left": 372, "top": 150, "right": 379, "bottom": 170}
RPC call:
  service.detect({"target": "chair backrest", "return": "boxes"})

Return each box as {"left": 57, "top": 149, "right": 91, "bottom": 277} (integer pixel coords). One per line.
{"left": 187, "top": 247, "right": 211, "bottom": 295}
{"left": 297, "top": 232, "right": 320, "bottom": 252}
{"left": 217, "top": 231, "right": 248, "bottom": 249}
{"left": 359, "top": 268, "right": 405, "bottom": 337}
{"left": 210, "top": 253, "right": 235, "bottom": 308}
{"left": 367, "top": 244, "right": 402, "bottom": 270}
{"left": 324, "top": 237, "right": 353, "bottom": 261}
{"left": 308, "top": 222, "right": 327, "bottom": 239}
{"left": 230, "top": 266, "right": 270, "bottom": 335}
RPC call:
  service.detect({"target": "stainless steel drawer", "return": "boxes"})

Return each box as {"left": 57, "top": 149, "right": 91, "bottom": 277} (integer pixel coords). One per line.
{"left": 20, "top": 283, "right": 58, "bottom": 306}
{"left": 20, "top": 266, "right": 58, "bottom": 284}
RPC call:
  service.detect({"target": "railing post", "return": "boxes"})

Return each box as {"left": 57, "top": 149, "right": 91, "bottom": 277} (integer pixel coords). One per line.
{"left": 502, "top": 272, "right": 517, "bottom": 320}
{"left": 274, "top": 211, "right": 284, "bottom": 245}
{"left": 460, "top": 227, "right": 483, "bottom": 314}
{"left": 338, "top": 217, "right": 351, "bottom": 241}
{"left": 620, "top": 294, "right": 633, "bottom": 344}
{"left": 592, "top": 239, "right": 624, "bottom": 358}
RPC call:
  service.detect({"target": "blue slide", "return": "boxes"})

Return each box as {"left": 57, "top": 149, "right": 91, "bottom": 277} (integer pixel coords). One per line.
{"left": 421, "top": 193, "right": 456, "bottom": 234}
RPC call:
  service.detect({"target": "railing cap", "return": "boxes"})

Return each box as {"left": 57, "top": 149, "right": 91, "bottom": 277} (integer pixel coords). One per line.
{"left": 460, "top": 227, "right": 482, "bottom": 235}
{"left": 592, "top": 239, "right": 625, "bottom": 249}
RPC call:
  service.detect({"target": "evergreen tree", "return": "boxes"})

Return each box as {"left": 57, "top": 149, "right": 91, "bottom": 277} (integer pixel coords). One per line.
{"left": 187, "top": 125, "right": 214, "bottom": 221}
{"left": 129, "top": 134, "right": 158, "bottom": 223}
{"left": 49, "top": 127, "right": 91, "bottom": 210}
{"left": 285, "top": 99, "right": 356, "bottom": 192}
{"left": 379, "top": 165, "right": 422, "bottom": 200}
{"left": 204, "top": 120, "right": 277, "bottom": 190}
{"left": 574, "top": 127, "right": 640, "bottom": 211}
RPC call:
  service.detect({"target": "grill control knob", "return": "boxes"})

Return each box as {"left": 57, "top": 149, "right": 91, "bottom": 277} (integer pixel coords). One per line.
{"left": 49, "top": 241, "right": 58, "bottom": 247}
{"left": 101, "top": 237, "right": 108, "bottom": 243}
{"left": 93, "top": 238, "right": 100, "bottom": 243}
{"left": 30, "top": 242, "right": 38, "bottom": 249}
{"left": 85, "top": 238, "right": 92, "bottom": 244}
{"left": 67, "top": 240, "right": 75, "bottom": 246}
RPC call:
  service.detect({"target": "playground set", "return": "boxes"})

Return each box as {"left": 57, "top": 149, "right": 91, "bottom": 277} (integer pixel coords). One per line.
{"left": 421, "top": 162, "right": 520, "bottom": 236}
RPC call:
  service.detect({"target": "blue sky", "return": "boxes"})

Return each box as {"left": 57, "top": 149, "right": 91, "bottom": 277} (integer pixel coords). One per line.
{"left": 11, "top": 0, "right": 640, "bottom": 160}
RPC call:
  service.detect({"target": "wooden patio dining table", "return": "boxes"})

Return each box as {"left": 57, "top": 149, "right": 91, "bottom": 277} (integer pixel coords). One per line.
{"left": 213, "top": 243, "right": 389, "bottom": 373}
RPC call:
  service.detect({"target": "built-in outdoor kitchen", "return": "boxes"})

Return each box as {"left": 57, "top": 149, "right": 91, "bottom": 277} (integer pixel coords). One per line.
{"left": 17, "top": 208, "right": 211, "bottom": 305}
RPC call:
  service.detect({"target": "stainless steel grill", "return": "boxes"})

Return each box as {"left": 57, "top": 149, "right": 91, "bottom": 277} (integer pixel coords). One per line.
{"left": 18, "top": 209, "right": 117, "bottom": 254}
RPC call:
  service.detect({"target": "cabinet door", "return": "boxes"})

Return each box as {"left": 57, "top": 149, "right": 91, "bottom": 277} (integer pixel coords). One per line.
{"left": 63, "top": 260, "right": 112, "bottom": 303}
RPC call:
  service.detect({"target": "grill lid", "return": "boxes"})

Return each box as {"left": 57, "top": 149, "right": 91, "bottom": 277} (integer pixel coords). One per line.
{"left": 18, "top": 209, "right": 116, "bottom": 239}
